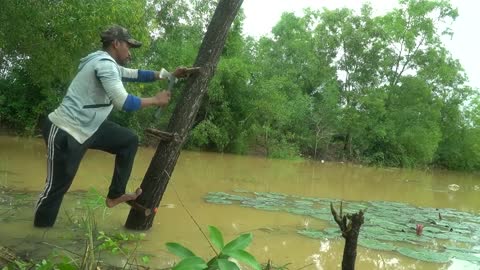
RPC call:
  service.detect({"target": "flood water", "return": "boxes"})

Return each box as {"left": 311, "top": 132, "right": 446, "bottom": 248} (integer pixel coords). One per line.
{"left": 1, "top": 135, "right": 479, "bottom": 269}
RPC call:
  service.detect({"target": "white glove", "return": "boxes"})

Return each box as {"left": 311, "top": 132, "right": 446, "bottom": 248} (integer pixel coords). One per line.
{"left": 159, "top": 68, "right": 178, "bottom": 82}
{"left": 159, "top": 68, "right": 170, "bottom": 79}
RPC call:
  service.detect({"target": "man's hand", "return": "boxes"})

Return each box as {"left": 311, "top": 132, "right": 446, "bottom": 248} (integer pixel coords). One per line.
{"left": 155, "top": 90, "right": 171, "bottom": 107}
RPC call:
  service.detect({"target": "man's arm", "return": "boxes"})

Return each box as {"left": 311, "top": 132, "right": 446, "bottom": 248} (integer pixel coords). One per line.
{"left": 96, "top": 61, "right": 170, "bottom": 112}
{"left": 141, "top": 91, "right": 171, "bottom": 108}
{"left": 123, "top": 91, "right": 171, "bottom": 111}
{"left": 120, "top": 66, "right": 198, "bottom": 82}
{"left": 119, "top": 66, "right": 163, "bottom": 82}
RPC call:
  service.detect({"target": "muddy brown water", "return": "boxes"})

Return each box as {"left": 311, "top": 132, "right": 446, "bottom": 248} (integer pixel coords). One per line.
{"left": 1, "top": 136, "right": 479, "bottom": 269}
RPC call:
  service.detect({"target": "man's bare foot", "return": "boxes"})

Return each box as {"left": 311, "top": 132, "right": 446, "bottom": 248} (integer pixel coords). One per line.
{"left": 106, "top": 188, "right": 142, "bottom": 208}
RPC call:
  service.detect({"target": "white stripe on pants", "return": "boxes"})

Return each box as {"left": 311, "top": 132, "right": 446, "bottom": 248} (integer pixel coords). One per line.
{"left": 35, "top": 124, "right": 59, "bottom": 212}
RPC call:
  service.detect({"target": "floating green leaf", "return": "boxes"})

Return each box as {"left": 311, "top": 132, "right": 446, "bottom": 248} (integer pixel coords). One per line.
{"left": 204, "top": 190, "right": 480, "bottom": 265}
{"left": 448, "top": 250, "right": 480, "bottom": 263}
{"left": 359, "top": 238, "right": 396, "bottom": 251}
{"left": 397, "top": 247, "right": 450, "bottom": 263}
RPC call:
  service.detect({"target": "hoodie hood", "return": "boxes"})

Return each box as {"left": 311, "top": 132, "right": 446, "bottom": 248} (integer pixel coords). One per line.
{"left": 78, "top": 51, "right": 114, "bottom": 70}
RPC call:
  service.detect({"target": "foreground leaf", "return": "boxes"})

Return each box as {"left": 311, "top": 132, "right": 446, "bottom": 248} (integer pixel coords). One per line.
{"left": 166, "top": 242, "right": 196, "bottom": 259}
{"left": 172, "top": 256, "right": 207, "bottom": 270}
{"left": 217, "top": 259, "right": 241, "bottom": 270}
{"left": 209, "top": 225, "right": 225, "bottom": 251}
{"left": 222, "top": 233, "right": 253, "bottom": 253}
{"left": 222, "top": 249, "right": 261, "bottom": 270}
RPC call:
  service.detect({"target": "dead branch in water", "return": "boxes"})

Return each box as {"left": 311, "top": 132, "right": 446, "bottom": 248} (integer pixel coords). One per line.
{"left": 330, "top": 202, "right": 365, "bottom": 270}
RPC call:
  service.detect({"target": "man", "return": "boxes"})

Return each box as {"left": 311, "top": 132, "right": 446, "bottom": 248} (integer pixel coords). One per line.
{"left": 35, "top": 25, "right": 190, "bottom": 227}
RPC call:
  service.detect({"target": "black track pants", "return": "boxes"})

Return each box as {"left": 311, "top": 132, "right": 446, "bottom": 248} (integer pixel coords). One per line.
{"left": 34, "top": 118, "right": 138, "bottom": 227}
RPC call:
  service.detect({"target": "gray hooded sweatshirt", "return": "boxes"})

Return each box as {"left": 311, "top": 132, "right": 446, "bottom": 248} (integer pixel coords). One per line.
{"left": 49, "top": 51, "right": 138, "bottom": 144}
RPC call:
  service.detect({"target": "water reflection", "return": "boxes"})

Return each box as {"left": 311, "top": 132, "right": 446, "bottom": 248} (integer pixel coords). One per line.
{"left": 306, "top": 240, "right": 333, "bottom": 270}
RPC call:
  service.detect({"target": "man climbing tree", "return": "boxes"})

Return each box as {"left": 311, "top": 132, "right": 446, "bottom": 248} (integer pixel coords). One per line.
{"left": 34, "top": 24, "right": 191, "bottom": 228}
{"left": 125, "top": 0, "right": 244, "bottom": 230}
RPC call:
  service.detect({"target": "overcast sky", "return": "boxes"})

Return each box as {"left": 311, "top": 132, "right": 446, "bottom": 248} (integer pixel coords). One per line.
{"left": 242, "top": 0, "right": 479, "bottom": 89}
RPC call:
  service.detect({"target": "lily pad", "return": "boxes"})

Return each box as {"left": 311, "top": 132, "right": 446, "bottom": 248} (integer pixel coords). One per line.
{"left": 204, "top": 190, "right": 480, "bottom": 265}
{"left": 397, "top": 247, "right": 451, "bottom": 263}
{"left": 359, "top": 238, "right": 396, "bottom": 251}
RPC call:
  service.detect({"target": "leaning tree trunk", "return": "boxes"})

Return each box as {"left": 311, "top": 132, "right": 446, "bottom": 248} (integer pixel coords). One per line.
{"left": 330, "top": 202, "right": 365, "bottom": 270}
{"left": 125, "top": 0, "right": 244, "bottom": 230}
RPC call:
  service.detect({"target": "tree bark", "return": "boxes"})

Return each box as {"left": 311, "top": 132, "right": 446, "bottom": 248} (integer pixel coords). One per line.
{"left": 330, "top": 202, "right": 365, "bottom": 270}
{"left": 124, "top": 0, "right": 244, "bottom": 230}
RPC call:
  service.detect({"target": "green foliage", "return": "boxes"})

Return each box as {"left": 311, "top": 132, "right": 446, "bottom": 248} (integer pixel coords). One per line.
{"left": 97, "top": 231, "right": 146, "bottom": 255}
{"left": 188, "top": 119, "right": 230, "bottom": 151}
{"left": 383, "top": 77, "right": 441, "bottom": 167}
{"left": 166, "top": 242, "right": 197, "bottom": 259}
{"left": 172, "top": 256, "right": 208, "bottom": 270}
{"left": 209, "top": 226, "right": 225, "bottom": 250}
{"left": 0, "top": 0, "right": 151, "bottom": 133}
{"left": 267, "top": 138, "right": 301, "bottom": 160}
{"left": 166, "top": 225, "right": 261, "bottom": 270}
{"left": 2, "top": 254, "right": 76, "bottom": 270}
{"left": 0, "top": 71, "right": 46, "bottom": 134}
{"left": 434, "top": 92, "right": 480, "bottom": 170}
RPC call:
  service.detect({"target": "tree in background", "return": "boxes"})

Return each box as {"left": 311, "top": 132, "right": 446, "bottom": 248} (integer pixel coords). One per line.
{"left": 0, "top": 0, "right": 151, "bottom": 134}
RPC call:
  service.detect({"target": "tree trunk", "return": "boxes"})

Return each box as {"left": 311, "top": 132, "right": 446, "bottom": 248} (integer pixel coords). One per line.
{"left": 330, "top": 202, "right": 365, "bottom": 270}
{"left": 124, "top": 0, "right": 243, "bottom": 230}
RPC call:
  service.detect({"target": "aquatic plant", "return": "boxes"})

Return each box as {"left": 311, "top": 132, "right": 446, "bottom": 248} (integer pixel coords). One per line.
{"left": 0, "top": 186, "right": 35, "bottom": 223}
{"left": 166, "top": 225, "right": 261, "bottom": 270}
{"left": 204, "top": 191, "right": 480, "bottom": 265}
